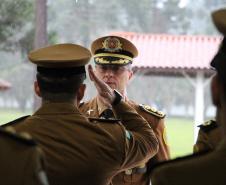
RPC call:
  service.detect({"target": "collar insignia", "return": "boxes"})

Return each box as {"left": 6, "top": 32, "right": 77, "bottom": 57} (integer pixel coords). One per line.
{"left": 87, "top": 109, "right": 94, "bottom": 115}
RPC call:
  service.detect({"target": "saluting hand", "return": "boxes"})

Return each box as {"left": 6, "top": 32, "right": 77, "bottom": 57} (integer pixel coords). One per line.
{"left": 88, "top": 65, "right": 115, "bottom": 106}
{"left": 0, "top": 80, "right": 11, "bottom": 91}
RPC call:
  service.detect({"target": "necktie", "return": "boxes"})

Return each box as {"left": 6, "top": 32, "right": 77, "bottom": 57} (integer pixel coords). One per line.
{"left": 100, "top": 109, "right": 114, "bottom": 119}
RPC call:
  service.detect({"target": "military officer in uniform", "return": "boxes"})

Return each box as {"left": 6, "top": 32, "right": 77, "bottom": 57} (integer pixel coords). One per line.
{"left": 79, "top": 36, "right": 170, "bottom": 185}
{"left": 0, "top": 126, "right": 48, "bottom": 185}
{"left": 3, "top": 43, "right": 159, "bottom": 185}
{"left": 193, "top": 119, "right": 221, "bottom": 153}
{"left": 150, "top": 9, "right": 226, "bottom": 185}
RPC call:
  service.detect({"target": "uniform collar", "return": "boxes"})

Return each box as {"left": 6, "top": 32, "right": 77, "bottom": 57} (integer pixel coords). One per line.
{"left": 34, "top": 102, "right": 80, "bottom": 115}
{"left": 96, "top": 96, "right": 112, "bottom": 116}
{"left": 96, "top": 95, "right": 128, "bottom": 116}
{"left": 84, "top": 94, "right": 128, "bottom": 117}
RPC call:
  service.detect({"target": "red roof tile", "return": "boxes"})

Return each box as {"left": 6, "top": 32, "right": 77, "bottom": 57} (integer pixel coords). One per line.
{"left": 111, "top": 32, "right": 222, "bottom": 70}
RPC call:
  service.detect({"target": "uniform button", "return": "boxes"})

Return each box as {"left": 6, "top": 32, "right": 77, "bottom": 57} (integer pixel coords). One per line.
{"left": 125, "top": 169, "right": 133, "bottom": 175}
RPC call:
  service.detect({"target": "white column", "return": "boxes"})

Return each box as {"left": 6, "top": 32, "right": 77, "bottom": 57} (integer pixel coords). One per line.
{"left": 194, "top": 71, "right": 205, "bottom": 142}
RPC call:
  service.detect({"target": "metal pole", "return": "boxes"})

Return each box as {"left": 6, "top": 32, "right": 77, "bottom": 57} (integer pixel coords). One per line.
{"left": 194, "top": 70, "right": 205, "bottom": 142}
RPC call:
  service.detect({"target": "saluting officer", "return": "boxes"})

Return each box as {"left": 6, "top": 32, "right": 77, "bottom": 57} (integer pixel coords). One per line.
{"left": 2, "top": 43, "right": 158, "bottom": 185}
{"left": 0, "top": 127, "right": 48, "bottom": 185}
{"left": 79, "top": 35, "right": 170, "bottom": 185}
{"left": 193, "top": 119, "right": 221, "bottom": 153}
{"left": 150, "top": 9, "right": 226, "bottom": 185}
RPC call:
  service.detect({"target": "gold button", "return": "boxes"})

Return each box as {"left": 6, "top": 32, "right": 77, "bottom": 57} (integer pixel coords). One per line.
{"left": 125, "top": 169, "right": 133, "bottom": 175}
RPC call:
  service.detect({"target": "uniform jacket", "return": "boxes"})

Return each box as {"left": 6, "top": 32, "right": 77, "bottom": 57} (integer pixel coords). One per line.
{"left": 150, "top": 139, "right": 226, "bottom": 185}
{"left": 79, "top": 97, "right": 170, "bottom": 185}
{"left": 0, "top": 127, "right": 48, "bottom": 185}
{"left": 10, "top": 101, "right": 158, "bottom": 185}
{"left": 193, "top": 120, "right": 221, "bottom": 153}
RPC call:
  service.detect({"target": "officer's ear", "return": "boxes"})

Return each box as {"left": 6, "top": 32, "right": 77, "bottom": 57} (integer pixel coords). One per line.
{"left": 127, "top": 64, "right": 133, "bottom": 80}
{"left": 77, "top": 84, "right": 86, "bottom": 103}
{"left": 128, "top": 70, "right": 133, "bottom": 80}
{"left": 34, "top": 81, "right": 41, "bottom": 97}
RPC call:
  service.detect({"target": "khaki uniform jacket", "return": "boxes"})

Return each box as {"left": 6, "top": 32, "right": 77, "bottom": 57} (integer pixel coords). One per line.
{"left": 193, "top": 120, "right": 221, "bottom": 153}
{"left": 11, "top": 101, "right": 158, "bottom": 185}
{"left": 150, "top": 139, "right": 226, "bottom": 185}
{"left": 0, "top": 127, "right": 48, "bottom": 185}
{"left": 79, "top": 97, "right": 170, "bottom": 185}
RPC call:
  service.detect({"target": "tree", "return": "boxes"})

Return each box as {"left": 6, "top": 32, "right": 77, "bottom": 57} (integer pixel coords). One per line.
{"left": 0, "top": 0, "right": 33, "bottom": 51}
{"left": 32, "top": 0, "right": 48, "bottom": 110}
{"left": 185, "top": 0, "right": 226, "bottom": 35}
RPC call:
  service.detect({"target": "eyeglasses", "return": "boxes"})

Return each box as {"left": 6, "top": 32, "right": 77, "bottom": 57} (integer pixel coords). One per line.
{"left": 96, "top": 65, "right": 131, "bottom": 74}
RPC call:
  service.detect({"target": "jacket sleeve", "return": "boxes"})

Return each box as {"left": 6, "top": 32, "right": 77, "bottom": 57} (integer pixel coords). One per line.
{"left": 112, "top": 101, "right": 159, "bottom": 169}
{"left": 148, "top": 118, "right": 170, "bottom": 162}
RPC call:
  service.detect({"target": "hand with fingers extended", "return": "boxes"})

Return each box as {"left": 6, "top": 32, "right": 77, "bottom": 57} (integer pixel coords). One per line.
{"left": 88, "top": 65, "right": 116, "bottom": 107}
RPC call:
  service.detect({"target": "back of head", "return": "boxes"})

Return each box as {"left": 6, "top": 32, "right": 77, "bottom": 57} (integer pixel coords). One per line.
{"left": 28, "top": 43, "right": 91, "bottom": 102}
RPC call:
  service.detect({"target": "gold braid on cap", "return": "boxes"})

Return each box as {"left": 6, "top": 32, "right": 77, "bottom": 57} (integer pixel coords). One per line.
{"left": 94, "top": 37, "right": 133, "bottom": 65}
{"left": 94, "top": 57, "right": 131, "bottom": 65}
{"left": 102, "top": 37, "right": 122, "bottom": 52}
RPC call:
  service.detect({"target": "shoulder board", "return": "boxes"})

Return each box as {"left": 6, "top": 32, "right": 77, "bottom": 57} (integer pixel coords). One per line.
{"left": 88, "top": 117, "right": 121, "bottom": 123}
{"left": 198, "top": 120, "right": 218, "bottom": 133}
{"left": 0, "top": 127, "right": 36, "bottom": 146}
{"left": 1, "top": 115, "right": 30, "bottom": 128}
{"left": 139, "top": 104, "right": 165, "bottom": 118}
{"left": 149, "top": 149, "right": 209, "bottom": 173}
{"left": 79, "top": 101, "right": 85, "bottom": 108}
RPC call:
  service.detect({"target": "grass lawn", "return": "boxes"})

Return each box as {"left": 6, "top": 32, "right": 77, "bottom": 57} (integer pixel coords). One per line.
{"left": 0, "top": 109, "right": 31, "bottom": 125}
{"left": 166, "top": 117, "right": 194, "bottom": 159}
{"left": 0, "top": 110, "right": 194, "bottom": 159}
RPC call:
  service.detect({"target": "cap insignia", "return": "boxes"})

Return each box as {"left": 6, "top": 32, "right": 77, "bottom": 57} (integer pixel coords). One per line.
{"left": 102, "top": 37, "right": 122, "bottom": 52}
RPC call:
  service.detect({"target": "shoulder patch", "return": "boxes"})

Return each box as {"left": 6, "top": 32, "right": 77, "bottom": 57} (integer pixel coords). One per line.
{"left": 88, "top": 117, "right": 121, "bottom": 124}
{"left": 198, "top": 120, "right": 218, "bottom": 133}
{"left": 1, "top": 115, "right": 30, "bottom": 128}
{"left": 0, "top": 127, "right": 36, "bottom": 145}
{"left": 139, "top": 104, "right": 165, "bottom": 118}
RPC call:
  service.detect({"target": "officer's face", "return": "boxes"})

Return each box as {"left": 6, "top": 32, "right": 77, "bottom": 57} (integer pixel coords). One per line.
{"left": 95, "top": 64, "right": 133, "bottom": 93}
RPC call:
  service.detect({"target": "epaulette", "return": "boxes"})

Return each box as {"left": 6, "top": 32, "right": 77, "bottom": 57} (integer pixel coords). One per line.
{"left": 198, "top": 120, "right": 218, "bottom": 133}
{"left": 139, "top": 104, "right": 165, "bottom": 118}
{"left": 88, "top": 117, "right": 121, "bottom": 123}
{"left": 149, "top": 149, "right": 209, "bottom": 173}
{"left": 0, "top": 126, "right": 36, "bottom": 145}
{"left": 1, "top": 115, "right": 30, "bottom": 128}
